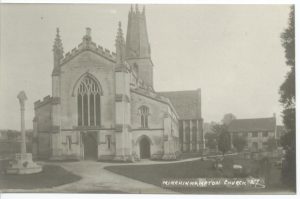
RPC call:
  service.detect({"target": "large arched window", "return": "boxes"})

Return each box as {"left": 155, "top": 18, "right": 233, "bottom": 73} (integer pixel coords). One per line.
{"left": 139, "top": 106, "right": 149, "bottom": 128}
{"left": 77, "top": 76, "right": 101, "bottom": 126}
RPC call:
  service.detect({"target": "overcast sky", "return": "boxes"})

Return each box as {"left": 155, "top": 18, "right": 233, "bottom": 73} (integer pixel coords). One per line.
{"left": 0, "top": 4, "right": 291, "bottom": 130}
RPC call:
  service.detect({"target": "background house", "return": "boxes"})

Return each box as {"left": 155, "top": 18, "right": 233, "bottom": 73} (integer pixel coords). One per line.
{"left": 227, "top": 115, "right": 278, "bottom": 151}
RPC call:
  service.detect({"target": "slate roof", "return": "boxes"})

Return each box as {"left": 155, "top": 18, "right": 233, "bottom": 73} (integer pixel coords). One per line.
{"left": 158, "top": 90, "right": 201, "bottom": 120}
{"left": 228, "top": 117, "right": 276, "bottom": 133}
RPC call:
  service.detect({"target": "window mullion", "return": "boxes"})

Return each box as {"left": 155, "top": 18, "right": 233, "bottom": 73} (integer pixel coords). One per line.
{"left": 77, "top": 77, "right": 101, "bottom": 127}
{"left": 81, "top": 94, "right": 84, "bottom": 126}
{"left": 94, "top": 94, "right": 96, "bottom": 126}
{"left": 87, "top": 92, "right": 90, "bottom": 126}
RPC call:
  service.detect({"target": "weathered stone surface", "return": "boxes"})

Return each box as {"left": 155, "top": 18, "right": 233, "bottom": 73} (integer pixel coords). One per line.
{"left": 33, "top": 6, "right": 202, "bottom": 162}
{"left": 6, "top": 153, "right": 42, "bottom": 175}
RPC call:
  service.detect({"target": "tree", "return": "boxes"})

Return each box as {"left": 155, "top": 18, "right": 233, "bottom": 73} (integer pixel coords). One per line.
{"left": 266, "top": 138, "right": 277, "bottom": 152}
{"left": 211, "top": 124, "right": 231, "bottom": 156}
{"left": 211, "top": 123, "right": 227, "bottom": 135}
{"left": 279, "top": 6, "right": 295, "bottom": 191}
{"left": 222, "top": 113, "right": 236, "bottom": 126}
{"left": 205, "top": 132, "right": 218, "bottom": 150}
{"left": 218, "top": 131, "right": 231, "bottom": 155}
{"left": 232, "top": 135, "right": 247, "bottom": 152}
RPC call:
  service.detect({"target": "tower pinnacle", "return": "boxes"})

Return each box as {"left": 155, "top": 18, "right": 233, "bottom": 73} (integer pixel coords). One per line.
{"left": 53, "top": 28, "right": 63, "bottom": 52}
{"left": 53, "top": 28, "right": 64, "bottom": 69}
{"left": 83, "top": 27, "right": 92, "bottom": 43}
{"left": 130, "top": 5, "right": 133, "bottom": 13}
{"left": 115, "top": 22, "right": 126, "bottom": 65}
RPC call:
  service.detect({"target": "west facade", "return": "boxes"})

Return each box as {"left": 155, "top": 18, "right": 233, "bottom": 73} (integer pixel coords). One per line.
{"left": 33, "top": 6, "right": 204, "bottom": 161}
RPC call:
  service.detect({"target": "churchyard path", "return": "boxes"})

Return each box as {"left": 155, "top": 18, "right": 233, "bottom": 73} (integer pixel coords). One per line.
{"left": 1, "top": 153, "right": 237, "bottom": 193}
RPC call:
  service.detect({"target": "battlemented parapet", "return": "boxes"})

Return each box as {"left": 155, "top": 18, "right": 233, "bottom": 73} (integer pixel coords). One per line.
{"left": 59, "top": 28, "right": 116, "bottom": 66}
{"left": 34, "top": 95, "right": 53, "bottom": 109}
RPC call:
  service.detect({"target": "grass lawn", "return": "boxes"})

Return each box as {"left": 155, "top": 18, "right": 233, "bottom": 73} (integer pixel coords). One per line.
{"left": 105, "top": 156, "right": 293, "bottom": 194}
{"left": 177, "top": 153, "right": 203, "bottom": 160}
{"left": 0, "top": 165, "right": 81, "bottom": 190}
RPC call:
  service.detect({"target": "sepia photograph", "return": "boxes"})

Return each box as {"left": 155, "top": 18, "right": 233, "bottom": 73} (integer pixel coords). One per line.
{"left": 0, "top": 2, "right": 296, "bottom": 196}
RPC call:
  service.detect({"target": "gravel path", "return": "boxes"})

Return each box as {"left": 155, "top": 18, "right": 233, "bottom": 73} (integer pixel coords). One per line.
{"left": 1, "top": 153, "right": 238, "bottom": 193}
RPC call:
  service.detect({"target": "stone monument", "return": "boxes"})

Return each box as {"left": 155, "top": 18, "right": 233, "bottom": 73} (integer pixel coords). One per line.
{"left": 6, "top": 91, "right": 42, "bottom": 174}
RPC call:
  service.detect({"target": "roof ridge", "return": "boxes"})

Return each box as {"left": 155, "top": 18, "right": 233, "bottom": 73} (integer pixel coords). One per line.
{"left": 158, "top": 89, "right": 201, "bottom": 120}
{"left": 60, "top": 40, "right": 116, "bottom": 66}
{"left": 232, "top": 117, "right": 274, "bottom": 121}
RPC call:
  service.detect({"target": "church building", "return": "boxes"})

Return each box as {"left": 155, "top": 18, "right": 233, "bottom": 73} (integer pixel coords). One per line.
{"left": 33, "top": 5, "right": 204, "bottom": 161}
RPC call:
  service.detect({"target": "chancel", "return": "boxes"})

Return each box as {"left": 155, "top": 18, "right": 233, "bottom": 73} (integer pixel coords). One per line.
{"left": 33, "top": 5, "right": 204, "bottom": 161}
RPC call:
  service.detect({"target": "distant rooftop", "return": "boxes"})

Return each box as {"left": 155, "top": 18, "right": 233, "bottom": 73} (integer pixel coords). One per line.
{"left": 228, "top": 117, "right": 276, "bottom": 132}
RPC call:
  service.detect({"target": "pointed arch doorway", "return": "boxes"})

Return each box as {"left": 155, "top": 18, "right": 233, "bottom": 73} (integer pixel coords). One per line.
{"left": 139, "top": 136, "right": 151, "bottom": 159}
{"left": 82, "top": 131, "right": 98, "bottom": 160}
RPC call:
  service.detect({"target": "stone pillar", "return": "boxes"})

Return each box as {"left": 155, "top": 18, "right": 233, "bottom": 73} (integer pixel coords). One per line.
{"left": 18, "top": 91, "right": 27, "bottom": 155}
{"left": 6, "top": 91, "right": 42, "bottom": 174}
{"left": 196, "top": 120, "right": 200, "bottom": 151}
{"left": 182, "top": 120, "right": 186, "bottom": 152}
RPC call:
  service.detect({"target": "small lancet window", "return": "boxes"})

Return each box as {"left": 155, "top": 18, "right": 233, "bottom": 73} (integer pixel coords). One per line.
{"left": 139, "top": 106, "right": 149, "bottom": 128}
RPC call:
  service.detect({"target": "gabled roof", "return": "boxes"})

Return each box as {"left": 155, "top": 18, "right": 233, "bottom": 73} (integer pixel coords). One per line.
{"left": 55, "top": 28, "right": 116, "bottom": 69}
{"left": 228, "top": 117, "right": 276, "bottom": 132}
{"left": 60, "top": 42, "right": 116, "bottom": 66}
{"left": 158, "top": 90, "right": 201, "bottom": 120}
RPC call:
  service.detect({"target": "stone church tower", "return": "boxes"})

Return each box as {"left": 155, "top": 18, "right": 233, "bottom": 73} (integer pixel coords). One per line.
{"left": 33, "top": 5, "right": 204, "bottom": 162}
{"left": 125, "top": 5, "right": 153, "bottom": 88}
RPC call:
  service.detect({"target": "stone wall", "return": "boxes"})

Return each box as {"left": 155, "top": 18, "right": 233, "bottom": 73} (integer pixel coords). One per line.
{"left": 34, "top": 48, "right": 182, "bottom": 161}
{"left": 127, "top": 58, "right": 153, "bottom": 87}
{"left": 59, "top": 51, "right": 116, "bottom": 130}
{"left": 131, "top": 92, "right": 169, "bottom": 130}
{"left": 34, "top": 96, "right": 53, "bottom": 133}
{"left": 37, "top": 132, "right": 51, "bottom": 158}
{"left": 60, "top": 130, "right": 81, "bottom": 159}
{"left": 98, "top": 129, "right": 116, "bottom": 160}
{"left": 130, "top": 91, "right": 180, "bottom": 159}
{"left": 131, "top": 129, "right": 164, "bottom": 159}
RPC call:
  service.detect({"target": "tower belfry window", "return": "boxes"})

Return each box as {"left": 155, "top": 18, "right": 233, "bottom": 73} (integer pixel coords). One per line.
{"left": 77, "top": 76, "right": 101, "bottom": 126}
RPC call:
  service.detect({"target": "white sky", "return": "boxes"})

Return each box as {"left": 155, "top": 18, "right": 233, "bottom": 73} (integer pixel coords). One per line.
{"left": 0, "top": 4, "right": 291, "bottom": 130}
